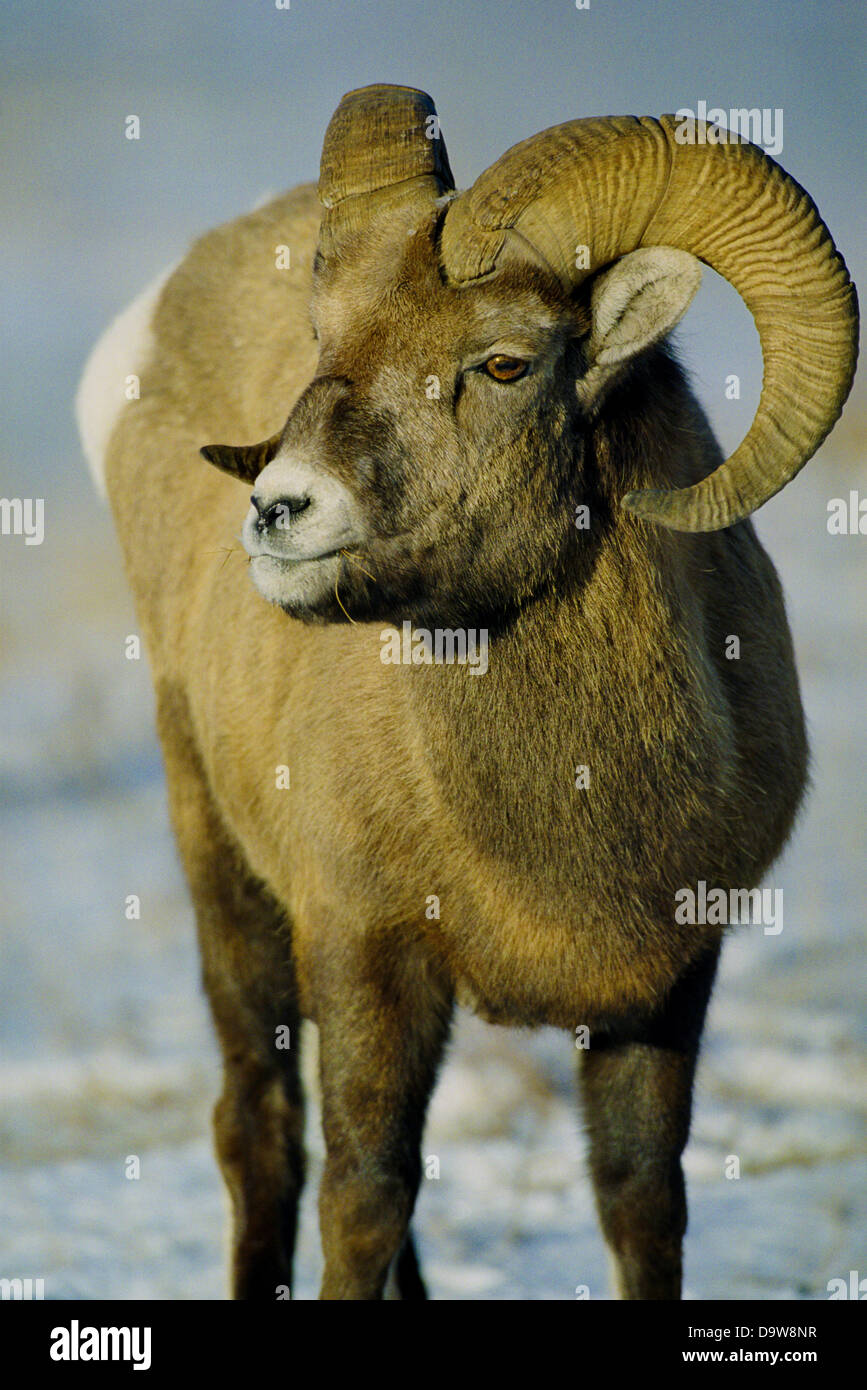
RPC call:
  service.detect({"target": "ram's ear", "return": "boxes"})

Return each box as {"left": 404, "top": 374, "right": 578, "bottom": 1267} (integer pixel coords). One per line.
{"left": 200, "top": 430, "right": 283, "bottom": 484}
{"left": 577, "top": 248, "right": 702, "bottom": 409}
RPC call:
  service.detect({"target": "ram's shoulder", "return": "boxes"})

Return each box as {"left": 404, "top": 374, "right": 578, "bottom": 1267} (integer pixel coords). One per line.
{"left": 182, "top": 182, "right": 321, "bottom": 283}
{"left": 156, "top": 182, "right": 321, "bottom": 350}
{"left": 77, "top": 182, "right": 321, "bottom": 496}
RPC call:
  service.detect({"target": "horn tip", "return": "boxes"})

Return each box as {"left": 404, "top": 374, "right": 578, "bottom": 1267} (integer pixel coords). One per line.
{"left": 620, "top": 487, "right": 665, "bottom": 517}
{"left": 621, "top": 488, "right": 713, "bottom": 532}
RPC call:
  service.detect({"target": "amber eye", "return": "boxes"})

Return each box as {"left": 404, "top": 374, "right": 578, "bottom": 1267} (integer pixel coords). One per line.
{"left": 483, "top": 355, "right": 529, "bottom": 382}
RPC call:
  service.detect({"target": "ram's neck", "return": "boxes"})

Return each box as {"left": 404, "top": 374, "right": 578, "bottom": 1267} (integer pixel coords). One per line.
{"left": 399, "top": 499, "right": 728, "bottom": 898}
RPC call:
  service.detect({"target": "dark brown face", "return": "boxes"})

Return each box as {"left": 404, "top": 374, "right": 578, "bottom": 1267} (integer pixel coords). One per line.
{"left": 241, "top": 204, "right": 591, "bottom": 627}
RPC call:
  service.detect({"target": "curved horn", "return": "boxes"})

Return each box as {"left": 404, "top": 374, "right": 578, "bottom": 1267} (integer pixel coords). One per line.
{"left": 441, "top": 115, "right": 858, "bottom": 532}
{"left": 318, "top": 84, "right": 454, "bottom": 258}
{"left": 200, "top": 431, "right": 283, "bottom": 484}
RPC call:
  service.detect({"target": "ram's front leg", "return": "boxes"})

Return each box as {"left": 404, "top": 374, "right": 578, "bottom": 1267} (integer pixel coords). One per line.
{"left": 579, "top": 944, "right": 721, "bottom": 1300}
{"left": 312, "top": 932, "right": 452, "bottom": 1300}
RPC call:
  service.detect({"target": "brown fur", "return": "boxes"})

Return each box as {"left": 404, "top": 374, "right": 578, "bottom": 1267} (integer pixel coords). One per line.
{"left": 101, "top": 181, "right": 808, "bottom": 1298}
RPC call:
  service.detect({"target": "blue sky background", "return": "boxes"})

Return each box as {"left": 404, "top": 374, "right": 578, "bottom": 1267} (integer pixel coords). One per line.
{"left": 0, "top": 0, "right": 864, "bottom": 502}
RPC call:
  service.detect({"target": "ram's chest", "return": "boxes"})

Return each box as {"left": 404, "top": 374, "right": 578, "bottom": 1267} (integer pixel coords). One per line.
{"left": 202, "top": 676, "right": 732, "bottom": 1032}
{"left": 423, "top": 845, "right": 718, "bottom": 1032}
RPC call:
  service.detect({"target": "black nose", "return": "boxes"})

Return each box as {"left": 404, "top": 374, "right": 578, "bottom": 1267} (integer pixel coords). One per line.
{"left": 250, "top": 493, "right": 311, "bottom": 529}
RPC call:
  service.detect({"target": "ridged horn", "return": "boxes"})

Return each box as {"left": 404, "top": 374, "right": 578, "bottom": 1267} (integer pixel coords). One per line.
{"left": 441, "top": 115, "right": 858, "bottom": 532}
{"left": 318, "top": 84, "right": 454, "bottom": 258}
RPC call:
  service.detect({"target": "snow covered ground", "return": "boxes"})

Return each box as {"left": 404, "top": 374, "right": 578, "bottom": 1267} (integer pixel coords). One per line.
{"left": 0, "top": 441, "right": 865, "bottom": 1301}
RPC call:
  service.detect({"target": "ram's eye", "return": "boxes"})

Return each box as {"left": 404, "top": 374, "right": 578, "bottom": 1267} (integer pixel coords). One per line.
{"left": 483, "top": 355, "right": 529, "bottom": 382}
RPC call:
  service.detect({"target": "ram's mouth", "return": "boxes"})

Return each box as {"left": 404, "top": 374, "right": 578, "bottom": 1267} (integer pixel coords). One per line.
{"left": 246, "top": 548, "right": 347, "bottom": 612}
{"left": 249, "top": 548, "right": 343, "bottom": 569}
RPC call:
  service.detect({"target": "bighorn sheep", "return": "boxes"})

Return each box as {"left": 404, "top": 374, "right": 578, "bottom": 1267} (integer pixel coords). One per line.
{"left": 77, "top": 85, "right": 858, "bottom": 1300}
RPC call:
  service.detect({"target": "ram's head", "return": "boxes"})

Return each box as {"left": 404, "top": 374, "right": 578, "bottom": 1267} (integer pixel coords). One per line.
{"left": 202, "top": 84, "right": 857, "bottom": 625}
